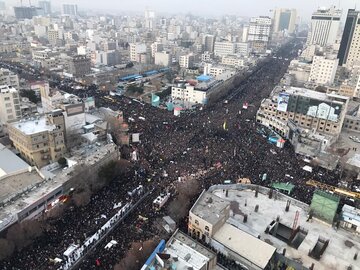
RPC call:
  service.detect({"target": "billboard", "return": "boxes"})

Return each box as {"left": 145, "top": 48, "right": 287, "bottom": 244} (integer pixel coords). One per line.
{"left": 306, "top": 101, "right": 341, "bottom": 122}
{"left": 277, "top": 92, "right": 290, "bottom": 112}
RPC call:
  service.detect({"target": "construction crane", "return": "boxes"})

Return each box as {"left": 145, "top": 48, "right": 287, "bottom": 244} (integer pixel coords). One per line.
{"left": 306, "top": 180, "right": 360, "bottom": 200}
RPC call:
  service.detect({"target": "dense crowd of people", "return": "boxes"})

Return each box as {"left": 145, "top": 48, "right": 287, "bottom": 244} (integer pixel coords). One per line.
{"left": 0, "top": 39, "right": 350, "bottom": 270}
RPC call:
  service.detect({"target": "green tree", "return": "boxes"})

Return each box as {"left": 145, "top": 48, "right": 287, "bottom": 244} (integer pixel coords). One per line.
{"left": 20, "top": 89, "right": 40, "bottom": 103}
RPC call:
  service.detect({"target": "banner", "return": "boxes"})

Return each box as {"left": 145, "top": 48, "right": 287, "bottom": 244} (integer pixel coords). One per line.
{"left": 151, "top": 94, "right": 160, "bottom": 107}
{"left": 277, "top": 92, "right": 290, "bottom": 112}
{"left": 132, "top": 133, "right": 140, "bottom": 143}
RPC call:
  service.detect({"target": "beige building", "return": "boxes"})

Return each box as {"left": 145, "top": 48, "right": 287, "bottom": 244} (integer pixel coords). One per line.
{"left": 129, "top": 43, "right": 147, "bottom": 62}
{"left": 327, "top": 84, "right": 356, "bottom": 98}
{"left": 154, "top": 51, "right": 172, "bottom": 67}
{"left": 0, "top": 68, "right": 20, "bottom": 89}
{"left": 309, "top": 55, "right": 338, "bottom": 85}
{"left": 221, "top": 55, "right": 245, "bottom": 68}
{"left": 214, "top": 41, "right": 236, "bottom": 57}
{"left": 188, "top": 190, "right": 230, "bottom": 243}
{"left": 8, "top": 110, "right": 66, "bottom": 168}
{"left": 0, "top": 85, "right": 21, "bottom": 125}
{"left": 47, "top": 29, "right": 60, "bottom": 45}
{"left": 256, "top": 87, "right": 349, "bottom": 138}
{"left": 179, "top": 54, "right": 195, "bottom": 68}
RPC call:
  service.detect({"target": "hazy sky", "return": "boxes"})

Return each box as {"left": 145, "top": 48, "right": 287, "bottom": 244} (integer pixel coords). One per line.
{"left": 5, "top": 0, "right": 360, "bottom": 19}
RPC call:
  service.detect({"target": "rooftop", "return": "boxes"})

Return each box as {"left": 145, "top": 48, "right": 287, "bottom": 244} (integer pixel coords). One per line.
{"left": 0, "top": 143, "right": 31, "bottom": 179}
{"left": 165, "top": 230, "right": 216, "bottom": 270}
{"left": 0, "top": 85, "right": 17, "bottom": 93}
{"left": 285, "top": 87, "right": 348, "bottom": 104}
{"left": 190, "top": 190, "right": 230, "bottom": 225}
{"left": 208, "top": 185, "right": 360, "bottom": 270}
{"left": 0, "top": 143, "right": 117, "bottom": 233}
{"left": 213, "top": 223, "right": 276, "bottom": 269}
{"left": 10, "top": 116, "right": 56, "bottom": 135}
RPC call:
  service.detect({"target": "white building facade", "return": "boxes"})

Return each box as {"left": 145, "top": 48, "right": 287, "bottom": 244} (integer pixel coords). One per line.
{"left": 309, "top": 55, "right": 338, "bottom": 85}
{"left": 307, "top": 6, "right": 341, "bottom": 46}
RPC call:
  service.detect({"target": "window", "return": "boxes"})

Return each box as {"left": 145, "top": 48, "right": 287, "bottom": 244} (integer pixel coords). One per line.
{"left": 195, "top": 220, "right": 199, "bottom": 225}
{"left": 205, "top": 226, "right": 209, "bottom": 231}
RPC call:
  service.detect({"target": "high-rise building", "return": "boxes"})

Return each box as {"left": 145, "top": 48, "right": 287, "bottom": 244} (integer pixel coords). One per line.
{"left": 307, "top": 6, "right": 341, "bottom": 46}
{"left": 0, "top": 1, "right": 5, "bottom": 11}
{"left": 179, "top": 54, "right": 195, "bottom": 68}
{"left": 0, "top": 85, "right": 21, "bottom": 125}
{"left": 144, "top": 9, "right": 155, "bottom": 30}
{"left": 62, "top": 4, "right": 78, "bottom": 16}
{"left": 273, "top": 8, "right": 297, "bottom": 34}
{"left": 203, "top": 35, "right": 215, "bottom": 53}
{"left": 248, "top": 16, "right": 272, "bottom": 52}
{"left": 14, "top": 6, "right": 39, "bottom": 19}
{"left": 38, "top": 1, "right": 51, "bottom": 15}
{"left": 337, "top": 9, "right": 360, "bottom": 68}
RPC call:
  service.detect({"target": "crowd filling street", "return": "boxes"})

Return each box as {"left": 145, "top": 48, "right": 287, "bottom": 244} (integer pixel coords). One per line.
{"left": 0, "top": 40, "right": 350, "bottom": 270}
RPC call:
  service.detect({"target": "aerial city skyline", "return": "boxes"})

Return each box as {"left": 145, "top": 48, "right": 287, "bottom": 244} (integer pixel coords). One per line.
{"left": 2, "top": 0, "right": 359, "bottom": 18}
{"left": 0, "top": 1, "right": 359, "bottom": 270}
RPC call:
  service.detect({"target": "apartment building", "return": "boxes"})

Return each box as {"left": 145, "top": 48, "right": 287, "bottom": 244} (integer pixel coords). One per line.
{"left": 154, "top": 51, "right": 172, "bottom": 66}
{"left": 221, "top": 55, "right": 245, "bottom": 68}
{"left": 256, "top": 87, "right": 349, "bottom": 138}
{"left": 67, "top": 55, "right": 91, "bottom": 77}
{"left": 129, "top": 43, "right": 147, "bottom": 62}
{"left": 235, "top": 42, "right": 249, "bottom": 56}
{"left": 0, "top": 68, "right": 20, "bottom": 89}
{"left": 214, "top": 42, "right": 236, "bottom": 57}
{"left": 0, "top": 85, "right": 21, "bottom": 125}
{"left": 171, "top": 84, "right": 207, "bottom": 105}
{"left": 8, "top": 110, "right": 66, "bottom": 168}
{"left": 179, "top": 54, "right": 195, "bottom": 68}
{"left": 248, "top": 16, "right": 272, "bottom": 52}
{"left": 204, "top": 64, "right": 227, "bottom": 78}
{"left": 308, "top": 55, "right": 339, "bottom": 85}
{"left": 188, "top": 190, "right": 230, "bottom": 243}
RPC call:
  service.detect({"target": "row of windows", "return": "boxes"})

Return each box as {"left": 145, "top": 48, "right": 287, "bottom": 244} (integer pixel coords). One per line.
{"left": 193, "top": 219, "right": 210, "bottom": 231}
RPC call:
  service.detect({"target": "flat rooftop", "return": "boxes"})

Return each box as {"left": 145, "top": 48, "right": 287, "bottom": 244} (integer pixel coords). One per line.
{"left": 0, "top": 170, "right": 43, "bottom": 203}
{"left": 209, "top": 185, "right": 360, "bottom": 270}
{"left": 0, "top": 85, "right": 17, "bottom": 93}
{"left": 191, "top": 190, "right": 230, "bottom": 225}
{"left": 10, "top": 117, "right": 56, "bottom": 135}
{"left": 286, "top": 87, "right": 348, "bottom": 104}
{"left": 165, "top": 230, "right": 216, "bottom": 270}
{"left": 213, "top": 223, "right": 276, "bottom": 269}
{"left": 0, "top": 143, "right": 117, "bottom": 232}
{"left": 0, "top": 143, "right": 30, "bottom": 179}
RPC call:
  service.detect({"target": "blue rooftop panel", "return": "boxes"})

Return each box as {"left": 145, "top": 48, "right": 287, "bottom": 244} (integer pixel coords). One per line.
{"left": 196, "top": 75, "right": 212, "bottom": 82}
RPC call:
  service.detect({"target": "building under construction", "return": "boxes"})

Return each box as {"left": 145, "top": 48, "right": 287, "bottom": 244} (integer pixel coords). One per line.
{"left": 13, "top": 0, "right": 40, "bottom": 19}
